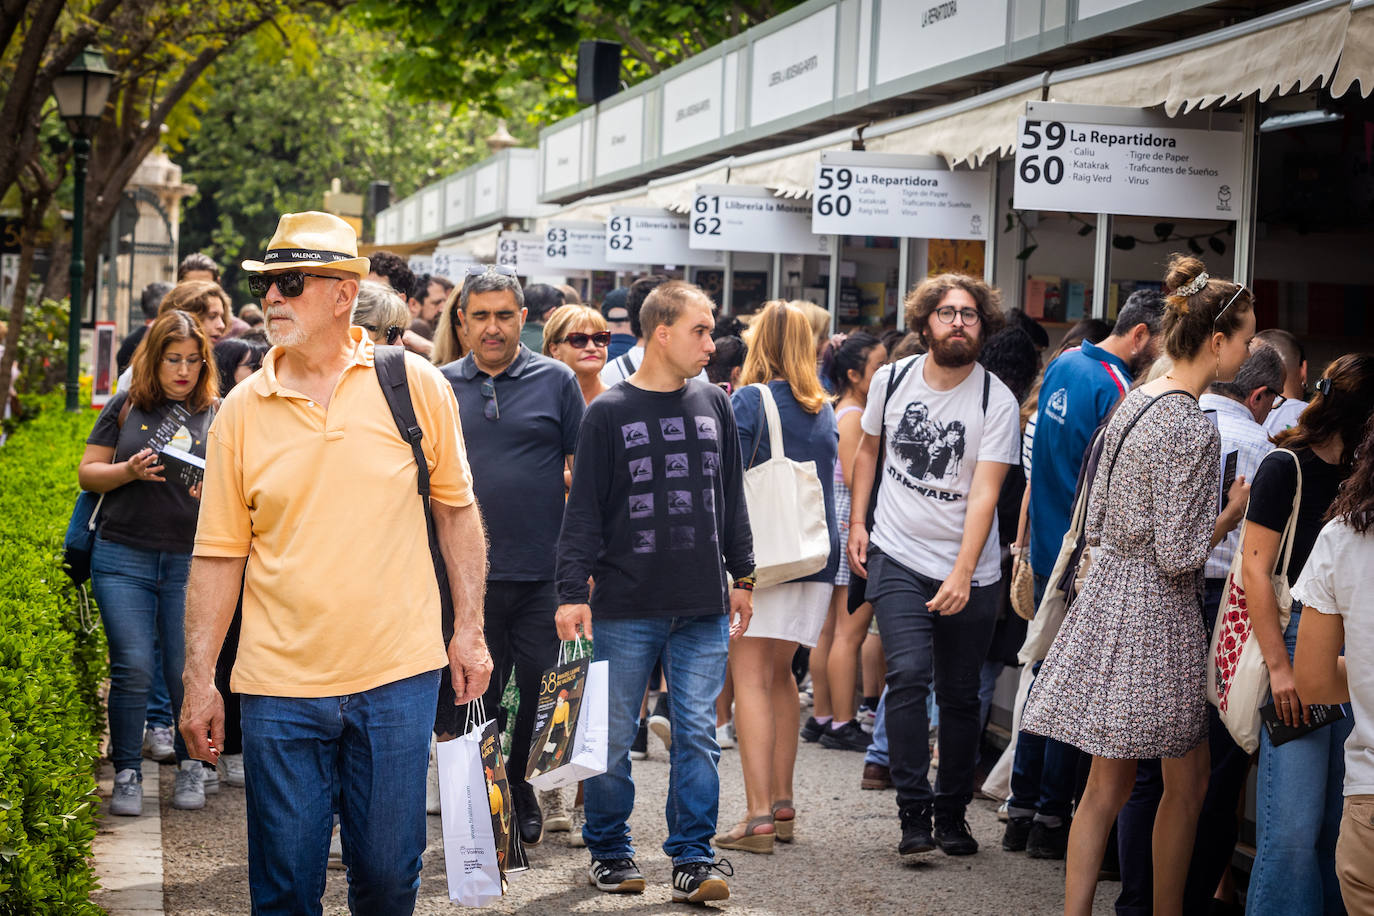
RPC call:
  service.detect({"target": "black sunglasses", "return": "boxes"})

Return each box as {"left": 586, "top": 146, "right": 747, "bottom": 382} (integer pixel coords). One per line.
{"left": 562, "top": 331, "right": 611, "bottom": 349}
{"left": 362, "top": 324, "right": 404, "bottom": 345}
{"left": 480, "top": 377, "right": 499, "bottom": 421}
{"left": 462, "top": 264, "right": 519, "bottom": 283}
{"left": 248, "top": 270, "right": 340, "bottom": 298}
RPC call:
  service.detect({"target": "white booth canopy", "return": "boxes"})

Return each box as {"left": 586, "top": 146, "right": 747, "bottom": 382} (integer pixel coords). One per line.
{"left": 862, "top": 74, "right": 1048, "bottom": 168}
{"left": 724, "top": 127, "right": 857, "bottom": 199}
{"left": 451, "top": 223, "right": 503, "bottom": 263}
{"left": 1334, "top": 0, "right": 1374, "bottom": 97}
{"left": 1048, "top": 0, "right": 1351, "bottom": 115}
{"left": 534, "top": 185, "right": 653, "bottom": 234}
{"left": 645, "top": 160, "right": 730, "bottom": 214}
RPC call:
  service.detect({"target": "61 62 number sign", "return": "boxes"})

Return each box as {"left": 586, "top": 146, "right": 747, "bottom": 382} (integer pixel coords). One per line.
{"left": 1019, "top": 120, "right": 1066, "bottom": 185}
{"left": 691, "top": 196, "right": 721, "bottom": 236}
{"left": 608, "top": 215, "right": 633, "bottom": 251}
{"left": 815, "top": 165, "right": 852, "bottom": 217}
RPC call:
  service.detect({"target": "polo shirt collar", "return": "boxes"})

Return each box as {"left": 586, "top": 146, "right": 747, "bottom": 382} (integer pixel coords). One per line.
{"left": 1079, "top": 338, "right": 1132, "bottom": 382}
{"left": 457, "top": 343, "right": 533, "bottom": 381}
{"left": 252, "top": 326, "right": 374, "bottom": 397}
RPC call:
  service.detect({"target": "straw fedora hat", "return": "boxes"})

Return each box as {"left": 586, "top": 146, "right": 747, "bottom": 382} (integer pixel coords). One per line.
{"left": 241, "top": 211, "right": 371, "bottom": 277}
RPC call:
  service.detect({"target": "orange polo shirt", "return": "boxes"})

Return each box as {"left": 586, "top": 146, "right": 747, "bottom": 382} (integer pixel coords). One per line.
{"left": 194, "top": 327, "right": 474, "bottom": 697}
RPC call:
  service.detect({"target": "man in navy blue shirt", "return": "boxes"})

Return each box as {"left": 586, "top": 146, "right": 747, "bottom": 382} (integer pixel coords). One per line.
{"left": 1004, "top": 289, "right": 1163, "bottom": 859}
{"left": 442, "top": 267, "right": 585, "bottom": 847}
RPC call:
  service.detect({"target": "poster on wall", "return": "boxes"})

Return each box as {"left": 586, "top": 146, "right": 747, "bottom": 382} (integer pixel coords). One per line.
{"left": 689, "top": 184, "right": 830, "bottom": 255}
{"left": 811, "top": 152, "right": 992, "bottom": 240}
{"left": 1013, "top": 101, "right": 1245, "bottom": 221}
{"left": 92, "top": 321, "right": 116, "bottom": 408}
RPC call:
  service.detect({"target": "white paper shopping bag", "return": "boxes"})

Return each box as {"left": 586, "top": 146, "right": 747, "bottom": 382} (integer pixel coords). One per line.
{"left": 526, "top": 641, "right": 609, "bottom": 790}
{"left": 437, "top": 702, "right": 504, "bottom": 907}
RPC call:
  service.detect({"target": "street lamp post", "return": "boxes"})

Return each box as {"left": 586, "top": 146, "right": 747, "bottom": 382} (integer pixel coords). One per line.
{"left": 51, "top": 48, "right": 114, "bottom": 411}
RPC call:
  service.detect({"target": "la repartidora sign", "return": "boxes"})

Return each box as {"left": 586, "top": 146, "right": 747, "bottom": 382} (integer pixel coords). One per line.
{"left": 1013, "top": 101, "right": 1245, "bottom": 221}
{"left": 811, "top": 151, "right": 992, "bottom": 240}
{"left": 689, "top": 184, "right": 830, "bottom": 255}
{"left": 605, "top": 208, "right": 725, "bottom": 267}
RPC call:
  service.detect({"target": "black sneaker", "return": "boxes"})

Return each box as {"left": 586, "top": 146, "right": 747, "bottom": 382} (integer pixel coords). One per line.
{"left": 671, "top": 858, "right": 732, "bottom": 904}
{"left": 819, "top": 719, "right": 873, "bottom": 751}
{"left": 588, "top": 857, "right": 646, "bottom": 893}
{"left": 898, "top": 806, "right": 935, "bottom": 857}
{"left": 799, "top": 716, "right": 826, "bottom": 743}
{"left": 631, "top": 720, "right": 648, "bottom": 760}
{"left": 1002, "top": 815, "right": 1033, "bottom": 852}
{"left": 1026, "top": 819, "right": 1070, "bottom": 860}
{"left": 933, "top": 814, "right": 979, "bottom": 856}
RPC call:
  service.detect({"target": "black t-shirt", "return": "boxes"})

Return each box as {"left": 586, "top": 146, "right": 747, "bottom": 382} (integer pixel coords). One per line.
{"left": 556, "top": 379, "right": 754, "bottom": 619}
{"left": 116, "top": 326, "right": 148, "bottom": 376}
{"left": 1244, "top": 446, "right": 1346, "bottom": 581}
{"left": 87, "top": 390, "right": 215, "bottom": 553}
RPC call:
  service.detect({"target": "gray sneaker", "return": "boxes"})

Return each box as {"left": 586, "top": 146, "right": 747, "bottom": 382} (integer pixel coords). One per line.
{"left": 172, "top": 760, "right": 205, "bottom": 810}
{"left": 142, "top": 725, "right": 175, "bottom": 763}
{"left": 201, "top": 763, "right": 219, "bottom": 795}
{"left": 216, "top": 753, "right": 245, "bottom": 788}
{"left": 109, "top": 768, "right": 143, "bottom": 816}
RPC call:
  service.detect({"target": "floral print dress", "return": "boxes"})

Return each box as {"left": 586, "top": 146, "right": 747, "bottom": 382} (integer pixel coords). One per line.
{"left": 1020, "top": 388, "right": 1219, "bottom": 759}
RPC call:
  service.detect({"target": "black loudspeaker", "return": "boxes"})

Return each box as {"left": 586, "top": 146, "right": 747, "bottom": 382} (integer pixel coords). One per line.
{"left": 577, "top": 40, "right": 622, "bottom": 106}
{"left": 367, "top": 180, "right": 391, "bottom": 218}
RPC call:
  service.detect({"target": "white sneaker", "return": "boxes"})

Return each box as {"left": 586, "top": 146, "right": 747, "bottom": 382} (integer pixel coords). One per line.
{"left": 216, "top": 753, "right": 245, "bottom": 788}
{"left": 568, "top": 805, "right": 586, "bottom": 847}
{"left": 142, "top": 725, "right": 175, "bottom": 763}
{"left": 997, "top": 800, "right": 1010, "bottom": 823}
{"left": 328, "top": 823, "right": 345, "bottom": 869}
{"left": 109, "top": 768, "right": 143, "bottom": 817}
{"left": 542, "top": 788, "right": 570, "bottom": 832}
{"left": 172, "top": 760, "right": 205, "bottom": 810}
{"left": 716, "top": 722, "right": 736, "bottom": 749}
{"left": 647, "top": 714, "right": 671, "bottom": 751}
{"left": 423, "top": 736, "right": 439, "bottom": 818}
{"left": 201, "top": 763, "right": 219, "bottom": 795}
{"left": 856, "top": 705, "right": 877, "bottom": 735}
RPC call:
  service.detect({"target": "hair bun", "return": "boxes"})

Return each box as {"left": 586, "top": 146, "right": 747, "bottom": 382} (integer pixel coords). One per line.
{"left": 1164, "top": 253, "right": 1207, "bottom": 295}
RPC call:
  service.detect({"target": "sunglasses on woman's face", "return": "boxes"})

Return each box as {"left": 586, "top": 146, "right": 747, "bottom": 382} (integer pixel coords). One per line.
{"left": 363, "top": 324, "right": 404, "bottom": 345}
{"left": 562, "top": 331, "right": 611, "bottom": 349}
{"left": 247, "top": 270, "right": 340, "bottom": 298}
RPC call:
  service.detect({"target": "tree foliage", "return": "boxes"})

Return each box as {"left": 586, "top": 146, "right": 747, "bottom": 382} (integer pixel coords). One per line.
{"left": 177, "top": 20, "right": 543, "bottom": 300}
{"left": 351, "top": 0, "right": 801, "bottom": 122}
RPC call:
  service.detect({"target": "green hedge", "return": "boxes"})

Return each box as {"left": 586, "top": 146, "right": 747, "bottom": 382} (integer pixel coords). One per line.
{"left": 0, "top": 400, "right": 107, "bottom": 914}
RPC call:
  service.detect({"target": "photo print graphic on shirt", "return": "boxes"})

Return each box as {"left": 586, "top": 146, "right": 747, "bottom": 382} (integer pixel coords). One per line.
{"left": 1045, "top": 388, "right": 1069, "bottom": 426}
{"left": 632, "top": 530, "right": 657, "bottom": 554}
{"left": 701, "top": 488, "right": 715, "bottom": 513}
{"left": 665, "top": 453, "right": 690, "bottom": 477}
{"left": 695, "top": 416, "right": 718, "bottom": 440}
{"left": 660, "top": 417, "right": 686, "bottom": 441}
{"left": 667, "top": 490, "right": 693, "bottom": 515}
{"left": 891, "top": 401, "right": 967, "bottom": 483}
{"left": 629, "top": 456, "right": 654, "bottom": 482}
{"left": 629, "top": 493, "right": 655, "bottom": 519}
{"left": 670, "top": 526, "right": 696, "bottom": 550}
{"left": 701, "top": 450, "right": 720, "bottom": 476}
{"left": 622, "top": 422, "right": 650, "bottom": 449}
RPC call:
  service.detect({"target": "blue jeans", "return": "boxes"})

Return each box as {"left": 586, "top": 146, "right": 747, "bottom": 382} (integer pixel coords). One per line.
{"left": 240, "top": 669, "right": 441, "bottom": 916}
{"left": 1248, "top": 606, "right": 1352, "bottom": 916}
{"left": 583, "top": 613, "right": 729, "bottom": 865}
{"left": 866, "top": 689, "right": 889, "bottom": 767}
{"left": 146, "top": 638, "right": 175, "bottom": 729}
{"left": 90, "top": 536, "right": 191, "bottom": 772}
{"left": 868, "top": 550, "right": 1000, "bottom": 816}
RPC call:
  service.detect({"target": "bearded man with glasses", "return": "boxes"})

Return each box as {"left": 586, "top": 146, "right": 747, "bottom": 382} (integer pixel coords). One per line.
{"left": 181, "top": 211, "right": 492, "bottom": 914}
{"left": 441, "top": 265, "right": 587, "bottom": 847}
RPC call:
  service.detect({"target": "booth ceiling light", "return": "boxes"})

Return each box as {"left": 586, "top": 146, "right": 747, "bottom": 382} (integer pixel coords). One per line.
{"left": 1259, "top": 110, "right": 1343, "bottom": 132}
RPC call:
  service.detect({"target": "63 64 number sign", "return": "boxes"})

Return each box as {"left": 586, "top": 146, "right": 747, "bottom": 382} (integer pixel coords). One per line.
{"left": 1018, "top": 120, "right": 1066, "bottom": 185}
{"left": 546, "top": 227, "right": 568, "bottom": 259}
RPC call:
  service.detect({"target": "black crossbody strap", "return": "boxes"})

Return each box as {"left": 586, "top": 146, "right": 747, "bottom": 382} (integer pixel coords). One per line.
{"left": 374, "top": 346, "right": 455, "bottom": 623}
{"left": 981, "top": 365, "right": 991, "bottom": 414}
{"left": 865, "top": 355, "right": 918, "bottom": 529}
{"left": 1103, "top": 389, "right": 1193, "bottom": 490}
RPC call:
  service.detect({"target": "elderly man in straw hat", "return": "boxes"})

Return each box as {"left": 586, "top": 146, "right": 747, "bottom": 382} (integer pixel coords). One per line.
{"left": 180, "top": 212, "right": 492, "bottom": 914}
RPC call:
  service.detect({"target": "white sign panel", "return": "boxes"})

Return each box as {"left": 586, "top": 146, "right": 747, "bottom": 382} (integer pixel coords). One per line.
{"left": 543, "top": 124, "right": 583, "bottom": 193}
{"left": 444, "top": 177, "right": 469, "bottom": 228}
{"left": 662, "top": 59, "right": 723, "bottom": 155}
{"left": 749, "top": 5, "right": 836, "bottom": 127}
{"left": 596, "top": 97, "right": 645, "bottom": 176}
{"left": 407, "top": 254, "right": 432, "bottom": 277}
{"left": 420, "top": 187, "right": 441, "bottom": 237}
{"left": 876, "top": 0, "right": 1008, "bottom": 85}
{"left": 543, "top": 221, "right": 619, "bottom": 272}
{"left": 496, "top": 232, "right": 546, "bottom": 274}
{"left": 473, "top": 163, "right": 500, "bottom": 217}
{"left": 810, "top": 152, "right": 992, "bottom": 240}
{"left": 1013, "top": 105, "right": 1245, "bottom": 221}
{"left": 431, "top": 246, "right": 478, "bottom": 281}
{"left": 605, "top": 209, "right": 725, "bottom": 266}
{"left": 689, "top": 184, "right": 830, "bottom": 255}
{"left": 400, "top": 200, "right": 419, "bottom": 242}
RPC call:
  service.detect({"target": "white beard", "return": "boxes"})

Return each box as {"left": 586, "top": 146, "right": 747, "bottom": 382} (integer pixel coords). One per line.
{"left": 265, "top": 318, "right": 306, "bottom": 348}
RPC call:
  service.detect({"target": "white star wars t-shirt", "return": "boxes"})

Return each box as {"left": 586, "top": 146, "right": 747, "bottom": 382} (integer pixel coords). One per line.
{"left": 860, "top": 354, "right": 1021, "bottom": 585}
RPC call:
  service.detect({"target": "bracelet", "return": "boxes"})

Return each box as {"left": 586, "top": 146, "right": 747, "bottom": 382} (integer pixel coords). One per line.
{"left": 733, "top": 576, "right": 756, "bottom": 592}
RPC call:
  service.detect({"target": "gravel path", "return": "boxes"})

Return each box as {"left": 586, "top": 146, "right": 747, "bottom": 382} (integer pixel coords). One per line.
{"left": 160, "top": 736, "right": 1116, "bottom": 914}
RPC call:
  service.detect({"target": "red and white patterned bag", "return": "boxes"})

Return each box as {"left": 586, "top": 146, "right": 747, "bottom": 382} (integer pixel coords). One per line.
{"left": 1206, "top": 448, "right": 1301, "bottom": 754}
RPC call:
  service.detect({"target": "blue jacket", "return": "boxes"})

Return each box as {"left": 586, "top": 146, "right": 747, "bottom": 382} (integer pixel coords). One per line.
{"left": 1028, "top": 339, "right": 1132, "bottom": 576}
{"left": 732, "top": 380, "right": 839, "bottom": 584}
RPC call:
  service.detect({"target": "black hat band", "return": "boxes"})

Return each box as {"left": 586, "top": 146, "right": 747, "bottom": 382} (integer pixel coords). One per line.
{"left": 262, "top": 248, "right": 356, "bottom": 264}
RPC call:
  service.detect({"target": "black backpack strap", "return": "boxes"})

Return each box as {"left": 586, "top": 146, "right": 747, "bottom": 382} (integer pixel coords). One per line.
{"left": 864, "top": 355, "right": 917, "bottom": 530}
{"left": 619, "top": 352, "right": 637, "bottom": 378}
{"left": 981, "top": 365, "right": 991, "bottom": 414}
{"left": 374, "top": 346, "right": 455, "bottom": 624}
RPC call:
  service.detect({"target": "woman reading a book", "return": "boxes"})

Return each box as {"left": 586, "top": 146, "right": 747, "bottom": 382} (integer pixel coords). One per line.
{"left": 78, "top": 309, "right": 219, "bottom": 817}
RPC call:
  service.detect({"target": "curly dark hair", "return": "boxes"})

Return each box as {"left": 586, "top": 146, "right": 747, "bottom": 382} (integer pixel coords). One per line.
{"left": 368, "top": 250, "right": 415, "bottom": 297}
{"left": 904, "top": 273, "right": 1006, "bottom": 347}
{"left": 1327, "top": 411, "right": 1374, "bottom": 534}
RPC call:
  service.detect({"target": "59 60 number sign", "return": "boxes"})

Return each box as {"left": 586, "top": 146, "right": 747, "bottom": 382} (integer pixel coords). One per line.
{"left": 1018, "top": 120, "right": 1066, "bottom": 185}
{"left": 815, "top": 165, "right": 852, "bottom": 217}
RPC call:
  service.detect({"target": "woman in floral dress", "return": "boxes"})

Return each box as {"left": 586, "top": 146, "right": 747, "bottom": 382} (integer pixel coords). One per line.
{"left": 1020, "top": 254, "right": 1256, "bottom": 916}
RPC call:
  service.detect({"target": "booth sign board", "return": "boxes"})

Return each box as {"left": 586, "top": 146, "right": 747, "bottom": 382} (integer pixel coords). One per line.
{"left": 431, "top": 246, "right": 478, "bottom": 281}
{"left": 1013, "top": 101, "right": 1245, "bottom": 221}
{"left": 497, "top": 232, "right": 547, "bottom": 275}
{"left": 811, "top": 151, "right": 992, "bottom": 240}
{"left": 605, "top": 208, "right": 726, "bottom": 266}
{"left": 689, "top": 184, "right": 830, "bottom": 255}
{"left": 543, "top": 221, "right": 620, "bottom": 272}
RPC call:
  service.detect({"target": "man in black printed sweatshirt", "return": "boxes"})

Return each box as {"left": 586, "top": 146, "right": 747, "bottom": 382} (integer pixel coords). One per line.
{"left": 555, "top": 281, "right": 754, "bottom": 904}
